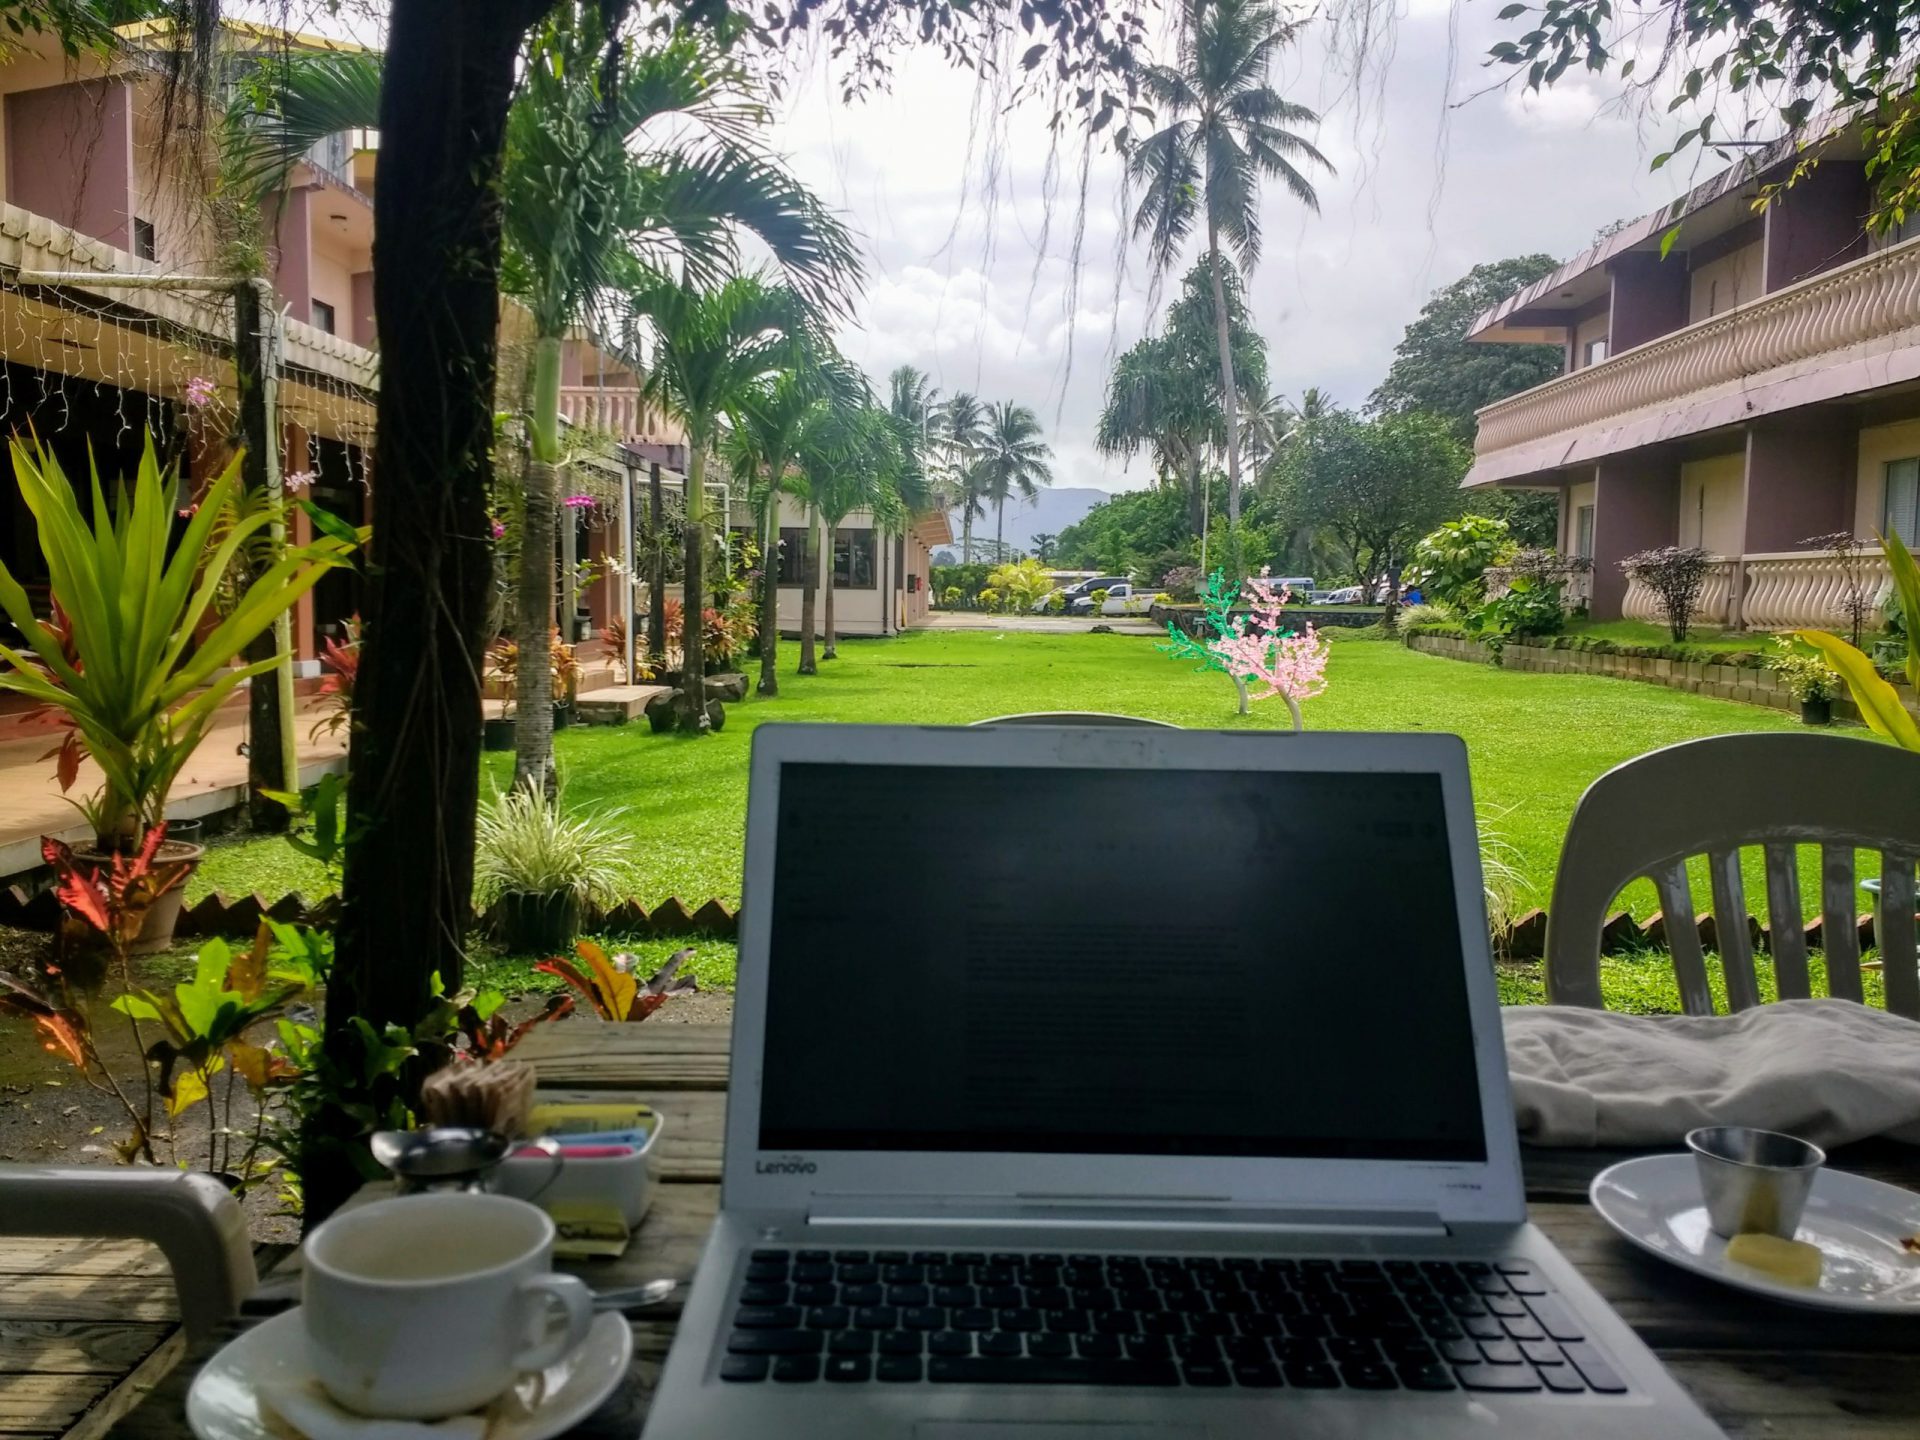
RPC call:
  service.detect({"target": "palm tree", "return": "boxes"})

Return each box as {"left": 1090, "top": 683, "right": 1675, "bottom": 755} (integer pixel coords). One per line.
{"left": 1030, "top": 532, "right": 1059, "bottom": 562}
{"left": 974, "top": 402, "right": 1054, "bottom": 555}
{"left": 1097, "top": 333, "right": 1213, "bottom": 535}
{"left": 813, "top": 403, "right": 907, "bottom": 659}
{"left": 941, "top": 392, "right": 989, "bottom": 561}
{"left": 494, "top": 10, "right": 857, "bottom": 785}
{"left": 635, "top": 274, "right": 807, "bottom": 732}
{"left": 1128, "top": 0, "right": 1331, "bottom": 553}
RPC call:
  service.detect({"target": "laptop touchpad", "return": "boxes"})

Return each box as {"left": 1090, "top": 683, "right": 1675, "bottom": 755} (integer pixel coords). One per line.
{"left": 918, "top": 1428, "right": 1208, "bottom": 1440}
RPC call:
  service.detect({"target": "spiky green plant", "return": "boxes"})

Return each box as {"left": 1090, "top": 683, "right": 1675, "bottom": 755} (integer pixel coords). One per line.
{"left": 0, "top": 436, "right": 357, "bottom": 848}
{"left": 473, "top": 777, "right": 636, "bottom": 910}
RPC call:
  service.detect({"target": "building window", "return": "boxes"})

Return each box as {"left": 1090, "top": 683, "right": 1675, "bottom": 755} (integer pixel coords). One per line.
{"left": 1884, "top": 458, "right": 1920, "bottom": 547}
{"left": 311, "top": 300, "right": 337, "bottom": 334}
{"left": 132, "top": 218, "right": 156, "bottom": 261}
{"left": 1574, "top": 504, "right": 1595, "bottom": 560}
{"left": 833, "top": 528, "right": 877, "bottom": 589}
{"left": 776, "top": 526, "right": 811, "bottom": 586}
{"left": 1583, "top": 337, "right": 1608, "bottom": 367}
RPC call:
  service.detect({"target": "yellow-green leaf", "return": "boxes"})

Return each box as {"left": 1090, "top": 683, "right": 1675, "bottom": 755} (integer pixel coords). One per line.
{"left": 1796, "top": 630, "right": 1920, "bottom": 749}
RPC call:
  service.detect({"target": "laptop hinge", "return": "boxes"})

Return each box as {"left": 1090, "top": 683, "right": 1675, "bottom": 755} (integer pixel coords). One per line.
{"left": 806, "top": 1194, "right": 1451, "bottom": 1237}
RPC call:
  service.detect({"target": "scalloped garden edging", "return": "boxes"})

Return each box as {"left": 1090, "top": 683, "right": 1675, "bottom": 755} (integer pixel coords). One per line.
{"left": 0, "top": 885, "right": 739, "bottom": 941}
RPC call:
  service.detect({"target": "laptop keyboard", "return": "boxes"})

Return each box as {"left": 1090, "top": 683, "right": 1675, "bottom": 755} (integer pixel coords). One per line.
{"left": 717, "top": 1249, "right": 1629, "bottom": 1393}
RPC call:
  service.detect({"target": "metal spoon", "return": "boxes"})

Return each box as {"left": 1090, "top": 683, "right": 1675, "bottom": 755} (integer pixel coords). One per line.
{"left": 591, "top": 1279, "right": 677, "bottom": 1313}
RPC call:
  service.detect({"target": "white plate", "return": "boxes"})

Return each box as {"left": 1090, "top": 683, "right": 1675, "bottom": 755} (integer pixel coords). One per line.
{"left": 186, "top": 1306, "right": 633, "bottom": 1440}
{"left": 1590, "top": 1152, "right": 1920, "bottom": 1312}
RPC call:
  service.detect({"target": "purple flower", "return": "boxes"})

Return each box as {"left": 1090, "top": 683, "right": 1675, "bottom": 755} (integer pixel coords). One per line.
{"left": 491, "top": 519, "right": 507, "bottom": 540}
{"left": 185, "top": 376, "right": 216, "bottom": 410}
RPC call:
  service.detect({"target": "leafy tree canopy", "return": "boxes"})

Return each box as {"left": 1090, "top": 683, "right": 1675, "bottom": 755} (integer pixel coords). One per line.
{"left": 1368, "top": 254, "right": 1562, "bottom": 441}
{"left": 1488, "top": 0, "right": 1920, "bottom": 232}
{"left": 1274, "top": 409, "right": 1469, "bottom": 595}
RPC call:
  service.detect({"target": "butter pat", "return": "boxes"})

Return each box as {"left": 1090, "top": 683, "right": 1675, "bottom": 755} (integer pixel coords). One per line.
{"left": 1725, "top": 1232, "right": 1824, "bottom": 1287}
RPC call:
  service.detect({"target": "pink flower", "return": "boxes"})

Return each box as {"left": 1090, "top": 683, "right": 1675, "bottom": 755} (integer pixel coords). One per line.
{"left": 283, "top": 470, "right": 314, "bottom": 493}
{"left": 562, "top": 494, "right": 595, "bottom": 510}
{"left": 185, "top": 376, "right": 216, "bottom": 409}
{"left": 1207, "top": 568, "right": 1330, "bottom": 731}
{"left": 491, "top": 520, "right": 507, "bottom": 540}
{"left": 177, "top": 504, "right": 198, "bottom": 519}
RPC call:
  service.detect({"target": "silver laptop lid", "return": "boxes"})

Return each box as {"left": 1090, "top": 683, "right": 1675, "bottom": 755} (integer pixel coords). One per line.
{"left": 723, "top": 724, "right": 1525, "bottom": 1229}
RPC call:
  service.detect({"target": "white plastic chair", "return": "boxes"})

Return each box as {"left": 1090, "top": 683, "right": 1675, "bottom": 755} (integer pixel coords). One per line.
{"left": 972, "top": 712, "right": 1177, "bottom": 728}
{"left": 1544, "top": 733, "right": 1920, "bottom": 1019}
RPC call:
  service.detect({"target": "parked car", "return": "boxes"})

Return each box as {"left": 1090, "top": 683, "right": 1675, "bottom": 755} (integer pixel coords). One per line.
{"left": 1049, "top": 576, "right": 1131, "bottom": 613}
{"left": 1319, "top": 586, "right": 1365, "bottom": 605}
{"left": 1272, "top": 575, "right": 1315, "bottom": 600}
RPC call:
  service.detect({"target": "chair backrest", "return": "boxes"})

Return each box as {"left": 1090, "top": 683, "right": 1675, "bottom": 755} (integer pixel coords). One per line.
{"left": 971, "top": 712, "right": 1178, "bottom": 728}
{"left": 1545, "top": 733, "right": 1920, "bottom": 1019}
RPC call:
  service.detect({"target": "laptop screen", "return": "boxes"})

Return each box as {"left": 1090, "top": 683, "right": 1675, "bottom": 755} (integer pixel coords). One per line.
{"left": 759, "top": 760, "right": 1488, "bottom": 1164}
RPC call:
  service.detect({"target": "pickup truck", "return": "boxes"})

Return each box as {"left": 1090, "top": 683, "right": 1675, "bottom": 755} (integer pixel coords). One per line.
{"left": 1039, "top": 576, "right": 1129, "bottom": 613}
{"left": 1070, "top": 582, "right": 1155, "bottom": 616}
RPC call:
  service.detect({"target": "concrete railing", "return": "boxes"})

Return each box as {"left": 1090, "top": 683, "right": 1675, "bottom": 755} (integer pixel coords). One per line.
{"left": 561, "top": 385, "right": 644, "bottom": 441}
{"left": 1474, "top": 235, "right": 1920, "bottom": 456}
{"left": 1740, "top": 549, "right": 1892, "bottom": 630}
{"left": 1623, "top": 559, "right": 1738, "bottom": 626}
{"left": 1620, "top": 550, "right": 1891, "bottom": 630}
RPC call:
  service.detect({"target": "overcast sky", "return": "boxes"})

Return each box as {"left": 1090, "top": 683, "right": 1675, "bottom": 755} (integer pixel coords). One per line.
{"left": 770, "top": 3, "right": 1705, "bottom": 493}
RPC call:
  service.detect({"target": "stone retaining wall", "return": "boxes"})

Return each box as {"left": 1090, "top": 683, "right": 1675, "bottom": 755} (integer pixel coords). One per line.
{"left": 1401, "top": 632, "right": 1913, "bottom": 724}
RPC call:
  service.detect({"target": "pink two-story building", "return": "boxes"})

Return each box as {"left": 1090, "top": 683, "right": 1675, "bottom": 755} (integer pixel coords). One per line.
{"left": 1463, "top": 122, "right": 1920, "bottom": 629}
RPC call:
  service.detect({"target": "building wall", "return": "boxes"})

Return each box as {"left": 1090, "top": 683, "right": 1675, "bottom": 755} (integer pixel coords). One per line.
{"left": 307, "top": 224, "right": 357, "bottom": 331}
{"left": 1688, "top": 238, "right": 1762, "bottom": 322}
{"left": 1572, "top": 311, "right": 1610, "bottom": 369}
{"left": 1677, "top": 450, "right": 1745, "bottom": 553}
{"left": 5, "top": 78, "right": 131, "bottom": 250}
{"left": 1590, "top": 450, "right": 1681, "bottom": 618}
{"left": 1743, "top": 414, "right": 1856, "bottom": 552}
{"left": 1763, "top": 161, "right": 1868, "bottom": 291}
{"left": 1855, "top": 417, "right": 1920, "bottom": 538}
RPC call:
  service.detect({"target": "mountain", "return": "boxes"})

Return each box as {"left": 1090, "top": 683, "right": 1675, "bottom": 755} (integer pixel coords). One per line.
{"left": 942, "top": 487, "right": 1107, "bottom": 561}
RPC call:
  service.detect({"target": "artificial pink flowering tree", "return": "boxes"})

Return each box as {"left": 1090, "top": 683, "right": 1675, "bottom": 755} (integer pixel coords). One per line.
{"left": 1208, "top": 570, "right": 1331, "bottom": 728}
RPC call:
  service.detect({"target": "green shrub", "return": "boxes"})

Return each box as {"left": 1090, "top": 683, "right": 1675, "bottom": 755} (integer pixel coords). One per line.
{"left": 474, "top": 778, "right": 636, "bottom": 913}
{"left": 1409, "top": 514, "right": 1515, "bottom": 606}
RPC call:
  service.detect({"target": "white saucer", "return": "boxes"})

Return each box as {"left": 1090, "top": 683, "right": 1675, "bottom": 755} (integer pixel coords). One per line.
{"left": 186, "top": 1306, "right": 633, "bottom": 1440}
{"left": 1591, "top": 1152, "right": 1920, "bottom": 1312}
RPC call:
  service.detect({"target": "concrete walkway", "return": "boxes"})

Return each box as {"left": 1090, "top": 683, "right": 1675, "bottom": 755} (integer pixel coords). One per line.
{"left": 0, "top": 700, "right": 347, "bottom": 877}
{"left": 921, "top": 612, "right": 1161, "bottom": 635}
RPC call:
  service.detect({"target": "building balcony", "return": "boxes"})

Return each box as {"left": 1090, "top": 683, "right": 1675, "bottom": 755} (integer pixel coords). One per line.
{"left": 1619, "top": 550, "right": 1892, "bottom": 631}
{"left": 561, "top": 384, "right": 653, "bottom": 445}
{"left": 1468, "top": 235, "right": 1920, "bottom": 487}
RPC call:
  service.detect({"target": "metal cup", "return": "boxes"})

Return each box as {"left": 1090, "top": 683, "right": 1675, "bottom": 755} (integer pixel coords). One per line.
{"left": 1685, "top": 1125, "right": 1825, "bottom": 1239}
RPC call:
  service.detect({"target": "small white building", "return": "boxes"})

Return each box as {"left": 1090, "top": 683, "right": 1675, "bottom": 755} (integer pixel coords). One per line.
{"left": 764, "top": 498, "right": 952, "bottom": 637}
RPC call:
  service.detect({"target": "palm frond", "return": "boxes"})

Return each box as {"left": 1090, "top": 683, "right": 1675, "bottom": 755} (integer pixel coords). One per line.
{"left": 221, "top": 49, "right": 381, "bottom": 209}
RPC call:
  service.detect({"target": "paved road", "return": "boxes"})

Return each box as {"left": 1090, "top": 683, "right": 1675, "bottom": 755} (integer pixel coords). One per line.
{"left": 921, "top": 612, "right": 1161, "bottom": 635}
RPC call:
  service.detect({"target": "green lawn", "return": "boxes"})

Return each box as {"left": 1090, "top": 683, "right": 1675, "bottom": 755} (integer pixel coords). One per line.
{"left": 191, "top": 627, "right": 1882, "bottom": 993}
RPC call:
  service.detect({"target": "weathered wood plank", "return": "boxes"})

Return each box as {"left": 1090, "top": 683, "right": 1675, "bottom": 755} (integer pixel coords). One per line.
{"left": 57, "top": 1327, "right": 186, "bottom": 1440}
{"left": 0, "top": 1374, "right": 112, "bottom": 1432}
{"left": 0, "top": 1321, "right": 175, "bottom": 1375}
{"left": 1664, "top": 1349, "right": 1920, "bottom": 1439}
{"left": 0, "top": 1238, "right": 171, "bottom": 1279}
{"left": 0, "top": 1277, "right": 178, "bottom": 1325}
{"left": 515, "top": 1022, "right": 731, "bottom": 1090}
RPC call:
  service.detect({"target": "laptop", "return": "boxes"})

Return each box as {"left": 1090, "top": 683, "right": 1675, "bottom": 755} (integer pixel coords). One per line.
{"left": 645, "top": 723, "right": 1724, "bottom": 1439}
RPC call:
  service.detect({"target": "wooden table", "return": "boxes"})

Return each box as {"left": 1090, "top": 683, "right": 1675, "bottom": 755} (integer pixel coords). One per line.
{"left": 113, "top": 1021, "right": 1920, "bottom": 1438}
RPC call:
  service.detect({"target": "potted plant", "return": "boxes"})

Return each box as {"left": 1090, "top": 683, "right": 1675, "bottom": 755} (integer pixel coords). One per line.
{"left": 1767, "top": 638, "right": 1840, "bottom": 724}
{"left": 474, "top": 778, "right": 635, "bottom": 952}
{"left": 482, "top": 637, "right": 518, "bottom": 752}
{"left": 551, "top": 632, "right": 581, "bottom": 729}
{"left": 0, "top": 436, "right": 355, "bottom": 949}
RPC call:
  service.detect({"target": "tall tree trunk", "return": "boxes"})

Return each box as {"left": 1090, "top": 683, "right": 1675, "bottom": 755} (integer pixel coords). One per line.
{"left": 756, "top": 486, "right": 779, "bottom": 697}
{"left": 647, "top": 462, "right": 666, "bottom": 671}
{"left": 1205, "top": 222, "right": 1244, "bottom": 574}
{"left": 823, "top": 521, "right": 838, "bottom": 660}
{"left": 320, "top": 0, "right": 547, "bottom": 1226}
{"left": 512, "top": 333, "right": 561, "bottom": 797}
{"left": 1185, "top": 450, "right": 1204, "bottom": 539}
{"left": 233, "top": 279, "right": 291, "bottom": 834}
{"left": 961, "top": 505, "right": 972, "bottom": 565}
{"left": 995, "top": 498, "right": 1004, "bottom": 557}
{"left": 798, "top": 505, "right": 819, "bottom": 674}
{"left": 680, "top": 443, "right": 709, "bottom": 730}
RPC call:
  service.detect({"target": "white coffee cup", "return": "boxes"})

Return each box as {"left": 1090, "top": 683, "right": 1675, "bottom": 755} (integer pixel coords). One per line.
{"left": 302, "top": 1192, "right": 592, "bottom": 1419}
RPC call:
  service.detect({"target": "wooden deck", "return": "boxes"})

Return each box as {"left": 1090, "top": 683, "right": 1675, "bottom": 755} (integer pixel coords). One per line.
{"left": 99, "top": 1019, "right": 1920, "bottom": 1438}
